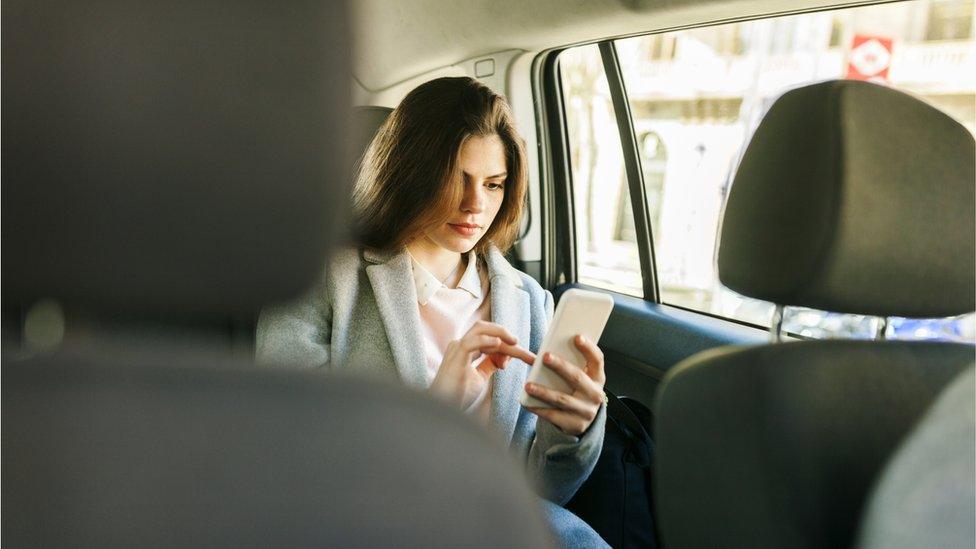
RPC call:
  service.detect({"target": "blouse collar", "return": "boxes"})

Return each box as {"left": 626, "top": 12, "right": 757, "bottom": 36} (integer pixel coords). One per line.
{"left": 408, "top": 251, "right": 483, "bottom": 306}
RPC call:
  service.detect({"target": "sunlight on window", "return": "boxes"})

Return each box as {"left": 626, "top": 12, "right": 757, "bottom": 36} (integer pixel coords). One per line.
{"left": 561, "top": 45, "right": 643, "bottom": 297}
{"left": 561, "top": 0, "right": 976, "bottom": 341}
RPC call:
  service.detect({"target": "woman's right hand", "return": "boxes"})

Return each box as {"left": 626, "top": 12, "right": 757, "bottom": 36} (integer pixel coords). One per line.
{"left": 429, "top": 320, "right": 536, "bottom": 409}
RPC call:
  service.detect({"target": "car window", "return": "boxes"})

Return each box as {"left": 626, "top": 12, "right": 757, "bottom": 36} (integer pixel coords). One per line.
{"left": 559, "top": 0, "right": 976, "bottom": 342}
{"left": 561, "top": 44, "right": 643, "bottom": 296}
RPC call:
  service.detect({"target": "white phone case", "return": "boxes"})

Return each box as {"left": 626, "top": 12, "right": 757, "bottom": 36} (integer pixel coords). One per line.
{"left": 519, "top": 288, "right": 615, "bottom": 408}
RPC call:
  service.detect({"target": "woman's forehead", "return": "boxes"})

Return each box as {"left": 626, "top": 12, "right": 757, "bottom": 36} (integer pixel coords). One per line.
{"left": 459, "top": 134, "right": 507, "bottom": 177}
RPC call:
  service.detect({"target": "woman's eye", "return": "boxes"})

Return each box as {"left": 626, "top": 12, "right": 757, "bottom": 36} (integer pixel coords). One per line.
{"left": 486, "top": 182, "right": 505, "bottom": 191}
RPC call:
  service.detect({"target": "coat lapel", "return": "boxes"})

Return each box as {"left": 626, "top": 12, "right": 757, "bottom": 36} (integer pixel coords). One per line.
{"left": 364, "top": 248, "right": 430, "bottom": 389}
{"left": 484, "top": 248, "right": 531, "bottom": 439}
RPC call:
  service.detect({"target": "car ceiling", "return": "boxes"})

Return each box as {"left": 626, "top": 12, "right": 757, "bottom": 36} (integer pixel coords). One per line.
{"left": 352, "top": 0, "right": 891, "bottom": 92}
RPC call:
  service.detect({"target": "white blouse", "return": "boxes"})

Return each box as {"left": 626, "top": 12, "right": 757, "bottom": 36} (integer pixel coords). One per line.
{"left": 409, "top": 251, "right": 493, "bottom": 421}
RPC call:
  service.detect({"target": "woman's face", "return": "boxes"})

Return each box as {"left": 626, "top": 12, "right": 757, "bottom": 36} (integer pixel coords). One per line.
{"left": 423, "top": 134, "right": 507, "bottom": 254}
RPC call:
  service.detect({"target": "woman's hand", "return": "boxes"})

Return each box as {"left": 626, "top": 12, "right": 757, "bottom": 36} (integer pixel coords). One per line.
{"left": 524, "top": 335, "right": 606, "bottom": 436}
{"left": 429, "top": 320, "right": 536, "bottom": 409}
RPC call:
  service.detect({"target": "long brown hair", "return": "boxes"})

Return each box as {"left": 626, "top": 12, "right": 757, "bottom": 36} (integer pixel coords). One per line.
{"left": 352, "top": 77, "right": 527, "bottom": 255}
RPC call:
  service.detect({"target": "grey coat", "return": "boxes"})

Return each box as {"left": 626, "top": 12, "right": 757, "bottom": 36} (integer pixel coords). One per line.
{"left": 256, "top": 245, "right": 606, "bottom": 505}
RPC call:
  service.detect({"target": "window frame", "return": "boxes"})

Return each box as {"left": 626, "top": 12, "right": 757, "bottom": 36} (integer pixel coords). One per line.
{"left": 536, "top": 39, "right": 675, "bottom": 302}
{"left": 536, "top": 41, "right": 663, "bottom": 300}
{"left": 533, "top": 51, "right": 576, "bottom": 290}
{"left": 597, "top": 41, "right": 660, "bottom": 301}
{"left": 531, "top": 2, "right": 915, "bottom": 335}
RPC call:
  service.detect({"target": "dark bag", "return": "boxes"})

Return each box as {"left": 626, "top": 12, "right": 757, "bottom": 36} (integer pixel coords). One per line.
{"left": 565, "top": 389, "right": 659, "bottom": 549}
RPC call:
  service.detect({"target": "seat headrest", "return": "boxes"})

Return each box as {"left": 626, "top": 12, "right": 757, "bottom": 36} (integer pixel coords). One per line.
{"left": 719, "top": 80, "right": 975, "bottom": 318}
{"left": 2, "top": 0, "right": 350, "bottom": 319}
{"left": 351, "top": 106, "right": 394, "bottom": 168}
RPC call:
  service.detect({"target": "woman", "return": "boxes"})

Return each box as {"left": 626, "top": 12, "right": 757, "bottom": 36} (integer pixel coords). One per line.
{"left": 257, "top": 76, "right": 608, "bottom": 547}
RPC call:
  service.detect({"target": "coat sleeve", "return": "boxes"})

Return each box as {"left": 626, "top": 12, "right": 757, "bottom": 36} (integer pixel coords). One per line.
{"left": 526, "top": 289, "right": 607, "bottom": 505}
{"left": 255, "top": 267, "right": 332, "bottom": 368}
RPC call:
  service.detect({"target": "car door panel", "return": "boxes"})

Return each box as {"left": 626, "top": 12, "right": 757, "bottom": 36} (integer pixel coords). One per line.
{"left": 554, "top": 283, "right": 766, "bottom": 404}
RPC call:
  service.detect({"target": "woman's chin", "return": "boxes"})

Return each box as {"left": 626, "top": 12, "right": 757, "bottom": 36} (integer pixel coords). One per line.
{"left": 444, "top": 236, "right": 480, "bottom": 253}
{"left": 426, "top": 229, "right": 484, "bottom": 254}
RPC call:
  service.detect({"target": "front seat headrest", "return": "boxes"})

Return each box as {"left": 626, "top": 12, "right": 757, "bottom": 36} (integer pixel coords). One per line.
{"left": 718, "top": 80, "right": 975, "bottom": 318}
{"left": 2, "top": 0, "right": 350, "bottom": 320}
{"left": 350, "top": 106, "right": 394, "bottom": 169}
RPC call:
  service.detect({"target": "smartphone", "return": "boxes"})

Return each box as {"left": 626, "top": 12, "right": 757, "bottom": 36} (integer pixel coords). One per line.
{"left": 519, "top": 288, "right": 615, "bottom": 408}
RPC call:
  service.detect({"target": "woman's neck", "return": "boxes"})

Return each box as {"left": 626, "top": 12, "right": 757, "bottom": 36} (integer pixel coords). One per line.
{"left": 406, "top": 238, "right": 465, "bottom": 283}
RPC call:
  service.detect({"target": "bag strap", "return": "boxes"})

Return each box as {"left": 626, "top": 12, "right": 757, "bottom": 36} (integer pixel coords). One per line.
{"left": 605, "top": 388, "right": 653, "bottom": 464}
{"left": 607, "top": 390, "right": 663, "bottom": 547}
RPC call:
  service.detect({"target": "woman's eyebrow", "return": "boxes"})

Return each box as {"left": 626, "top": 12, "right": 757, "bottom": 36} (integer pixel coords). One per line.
{"left": 463, "top": 170, "right": 508, "bottom": 179}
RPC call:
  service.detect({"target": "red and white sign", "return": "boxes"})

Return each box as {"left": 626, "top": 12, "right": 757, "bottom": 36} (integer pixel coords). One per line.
{"left": 846, "top": 35, "right": 894, "bottom": 83}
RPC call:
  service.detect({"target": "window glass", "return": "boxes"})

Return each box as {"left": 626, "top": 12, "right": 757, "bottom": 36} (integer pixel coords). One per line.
{"left": 926, "top": 0, "right": 973, "bottom": 40}
{"left": 558, "top": 1, "right": 976, "bottom": 342}
{"left": 561, "top": 44, "right": 642, "bottom": 296}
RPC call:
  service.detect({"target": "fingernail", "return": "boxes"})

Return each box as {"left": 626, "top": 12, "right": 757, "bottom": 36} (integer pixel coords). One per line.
{"left": 578, "top": 335, "right": 588, "bottom": 344}
{"left": 525, "top": 383, "right": 535, "bottom": 392}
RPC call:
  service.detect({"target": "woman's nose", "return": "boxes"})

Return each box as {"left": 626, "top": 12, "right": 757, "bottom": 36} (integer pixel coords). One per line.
{"left": 461, "top": 186, "right": 485, "bottom": 213}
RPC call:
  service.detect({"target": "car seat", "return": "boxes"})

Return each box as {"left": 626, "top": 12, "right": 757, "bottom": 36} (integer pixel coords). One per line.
{"left": 856, "top": 365, "right": 975, "bottom": 549}
{"left": 1, "top": 1, "right": 550, "bottom": 547}
{"left": 653, "top": 80, "right": 975, "bottom": 548}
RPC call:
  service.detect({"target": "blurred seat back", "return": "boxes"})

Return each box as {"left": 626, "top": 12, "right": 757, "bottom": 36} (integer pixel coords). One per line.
{"left": 1, "top": 2, "right": 550, "bottom": 546}
{"left": 654, "top": 80, "right": 975, "bottom": 549}
{"left": 857, "top": 366, "right": 975, "bottom": 549}
{"left": 351, "top": 106, "right": 394, "bottom": 171}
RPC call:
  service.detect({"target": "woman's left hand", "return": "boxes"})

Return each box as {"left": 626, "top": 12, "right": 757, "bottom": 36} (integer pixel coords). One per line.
{"left": 524, "top": 334, "right": 606, "bottom": 436}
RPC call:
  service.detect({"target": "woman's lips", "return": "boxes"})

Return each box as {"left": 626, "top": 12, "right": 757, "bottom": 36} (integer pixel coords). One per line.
{"left": 448, "top": 223, "right": 479, "bottom": 237}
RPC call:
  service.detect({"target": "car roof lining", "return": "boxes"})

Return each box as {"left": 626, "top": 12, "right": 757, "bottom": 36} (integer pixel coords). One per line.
{"left": 352, "top": 0, "right": 898, "bottom": 92}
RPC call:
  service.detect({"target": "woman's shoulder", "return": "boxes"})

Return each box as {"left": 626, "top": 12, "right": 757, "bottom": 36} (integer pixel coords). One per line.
{"left": 331, "top": 245, "right": 365, "bottom": 267}
{"left": 513, "top": 267, "right": 546, "bottom": 298}
{"left": 483, "top": 246, "right": 548, "bottom": 299}
{"left": 318, "top": 246, "right": 363, "bottom": 281}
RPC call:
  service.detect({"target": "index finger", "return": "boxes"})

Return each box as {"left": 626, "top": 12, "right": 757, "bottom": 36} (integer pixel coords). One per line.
{"left": 495, "top": 342, "right": 536, "bottom": 365}
{"left": 466, "top": 321, "right": 518, "bottom": 345}
{"left": 459, "top": 335, "right": 536, "bottom": 364}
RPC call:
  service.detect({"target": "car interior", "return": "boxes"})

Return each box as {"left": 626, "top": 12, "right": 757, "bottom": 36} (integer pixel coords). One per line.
{"left": 4, "top": 0, "right": 974, "bottom": 547}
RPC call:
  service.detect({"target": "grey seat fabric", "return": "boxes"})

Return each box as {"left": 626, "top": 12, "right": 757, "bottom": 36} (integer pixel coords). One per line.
{"left": 655, "top": 80, "right": 975, "bottom": 549}
{"left": 857, "top": 366, "right": 975, "bottom": 549}
{"left": 351, "top": 106, "right": 394, "bottom": 170}
{"left": 1, "top": 1, "right": 551, "bottom": 547}
{"left": 4, "top": 356, "right": 551, "bottom": 548}
{"left": 2, "top": 1, "right": 351, "bottom": 319}
{"left": 657, "top": 342, "right": 973, "bottom": 548}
